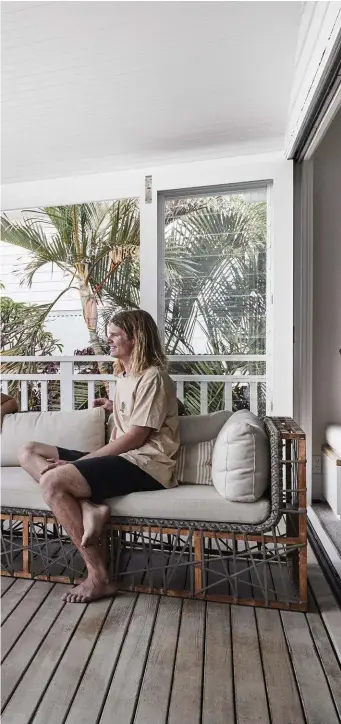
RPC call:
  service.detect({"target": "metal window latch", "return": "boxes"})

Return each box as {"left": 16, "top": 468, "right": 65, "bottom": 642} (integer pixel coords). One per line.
{"left": 145, "top": 175, "right": 152, "bottom": 204}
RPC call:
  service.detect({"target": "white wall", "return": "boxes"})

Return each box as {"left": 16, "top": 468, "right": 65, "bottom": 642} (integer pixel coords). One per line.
{"left": 312, "top": 109, "right": 341, "bottom": 496}
{"left": 1, "top": 151, "right": 294, "bottom": 415}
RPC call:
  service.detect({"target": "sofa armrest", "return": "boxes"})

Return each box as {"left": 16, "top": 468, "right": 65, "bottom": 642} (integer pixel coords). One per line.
{"left": 264, "top": 416, "right": 306, "bottom": 533}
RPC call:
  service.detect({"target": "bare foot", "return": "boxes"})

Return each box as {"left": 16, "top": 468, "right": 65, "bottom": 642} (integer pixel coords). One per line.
{"left": 81, "top": 501, "right": 110, "bottom": 547}
{"left": 62, "top": 577, "right": 116, "bottom": 603}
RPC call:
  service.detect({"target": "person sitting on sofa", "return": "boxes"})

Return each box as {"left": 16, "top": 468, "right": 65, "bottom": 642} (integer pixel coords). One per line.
{"left": 1, "top": 392, "right": 18, "bottom": 427}
{"left": 18, "top": 310, "right": 180, "bottom": 603}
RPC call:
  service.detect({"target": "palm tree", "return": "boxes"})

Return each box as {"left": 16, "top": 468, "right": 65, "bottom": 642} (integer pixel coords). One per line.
{"left": 165, "top": 196, "right": 266, "bottom": 354}
{"left": 1, "top": 198, "right": 204, "bottom": 359}
{"left": 1, "top": 201, "right": 140, "bottom": 365}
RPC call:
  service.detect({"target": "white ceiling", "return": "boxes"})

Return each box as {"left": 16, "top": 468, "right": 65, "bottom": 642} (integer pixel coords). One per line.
{"left": 2, "top": 1, "right": 303, "bottom": 184}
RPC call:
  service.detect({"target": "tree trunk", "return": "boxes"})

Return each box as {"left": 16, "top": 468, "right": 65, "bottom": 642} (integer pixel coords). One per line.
{"left": 88, "top": 328, "right": 104, "bottom": 355}
{"left": 79, "top": 283, "right": 111, "bottom": 379}
{"left": 88, "top": 329, "right": 112, "bottom": 393}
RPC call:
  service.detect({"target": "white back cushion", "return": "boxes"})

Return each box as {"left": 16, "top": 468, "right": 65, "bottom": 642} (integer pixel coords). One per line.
{"left": 212, "top": 409, "right": 269, "bottom": 502}
{"left": 1, "top": 409, "right": 106, "bottom": 466}
{"left": 179, "top": 410, "right": 232, "bottom": 445}
{"left": 108, "top": 409, "right": 232, "bottom": 447}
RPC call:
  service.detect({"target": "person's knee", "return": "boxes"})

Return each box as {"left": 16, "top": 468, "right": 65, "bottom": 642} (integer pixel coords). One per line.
{"left": 40, "top": 468, "right": 65, "bottom": 504}
{"left": 18, "top": 441, "right": 38, "bottom": 465}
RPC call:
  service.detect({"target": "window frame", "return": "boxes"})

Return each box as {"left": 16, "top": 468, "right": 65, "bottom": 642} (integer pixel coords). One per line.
{"left": 158, "top": 181, "right": 270, "bottom": 369}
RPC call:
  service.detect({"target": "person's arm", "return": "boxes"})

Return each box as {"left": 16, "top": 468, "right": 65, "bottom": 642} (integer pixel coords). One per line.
{"left": 1, "top": 393, "right": 18, "bottom": 423}
{"left": 81, "top": 425, "right": 151, "bottom": 460}
{"left": 93, "top": 396, "right": 117, "bottom": 440}
{"left": 92, "top": 397, "right": 113, "bottom": 414}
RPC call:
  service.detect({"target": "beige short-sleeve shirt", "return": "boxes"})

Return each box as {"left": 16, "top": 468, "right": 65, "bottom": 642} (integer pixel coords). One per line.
{"left": 111, "top": 366, "right": 180, "bottom": 488}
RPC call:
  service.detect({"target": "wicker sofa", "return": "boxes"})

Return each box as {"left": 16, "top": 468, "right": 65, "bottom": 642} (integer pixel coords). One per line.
{"left": 0, "top": 408, "right": 307, "bottom": 610}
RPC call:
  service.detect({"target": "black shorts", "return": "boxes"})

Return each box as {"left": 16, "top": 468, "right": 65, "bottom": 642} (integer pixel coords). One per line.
{"left": 56, "top": 447, "right": 163, "bottom": 503}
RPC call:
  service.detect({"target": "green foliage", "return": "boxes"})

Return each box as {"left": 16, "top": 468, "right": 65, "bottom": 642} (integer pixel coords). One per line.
{"left": 0, "top": 295, "right": 62, "bottom": 407}
{"left": 1, "top": 201, "right": 141, "bottom": 355}
{"left": 1, "top": 296, "right": 62, "bottom": 365}
{"left": 164, "top": 196, "right": 266, "bottom": 357}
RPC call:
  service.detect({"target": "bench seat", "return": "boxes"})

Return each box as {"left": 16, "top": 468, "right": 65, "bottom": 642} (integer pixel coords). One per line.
{"left": 0, "top": 416, "right": 307, "bottom": 611}
{"left": 1, "top": 467, "right": 270, "bottom": 525}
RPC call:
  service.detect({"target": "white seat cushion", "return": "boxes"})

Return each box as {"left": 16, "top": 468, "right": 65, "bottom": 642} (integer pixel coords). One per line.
{"left": 212, "top": 409, "right": 269, "bottom": 502}
{"left": 1, "top": 409, "right": 106, "bottom": 466}
{"left": 1, "top": 468, "right": 49, "bottom": 511}
{"left": 325, "top": 424, "right": 341, "bottom": 459}
{"left": 1, "top": 467, "right": 270, "bottom": 524}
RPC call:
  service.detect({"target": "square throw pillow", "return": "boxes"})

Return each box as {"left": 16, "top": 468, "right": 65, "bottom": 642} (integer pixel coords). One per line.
{"left": 175, "top": 439, "right": 215, "bottom": 485}
{"left": 175, "top": 409, "right": 232, "bottom": 485}
{"left": 212, "top": 409, "right": 269, "bottom": 502}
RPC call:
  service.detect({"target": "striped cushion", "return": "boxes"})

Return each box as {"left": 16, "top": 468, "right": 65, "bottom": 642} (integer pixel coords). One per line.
{"left": 175, "top": 440, "right": 215, "bottom": 485}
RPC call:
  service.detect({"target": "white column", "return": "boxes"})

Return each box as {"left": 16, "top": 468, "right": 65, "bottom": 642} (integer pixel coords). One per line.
{"left": 21, "top": 381, "right": 28, "bottom": 411}
{"left": 224, "top": 382, "right": 233, "bottom": 411}
{"left": 40, "top": 381, "right": 48, "bottom": 412}
{"left": 293, "top": 159, "right": 314, "bottom": 504}
{"left": 87, "top": 381, "right": 95, "bottom": 409}
{"left": 200, "top": 382, "right": 208, "bottom": 414}
{"left": 60, "top": 361, "right": 74, "bottom": 411}
{"left": 270, "top": 162, "right": 294, "bottom": 416}
{"left": 249, "top": 383, "right": 258, "bottom": 415}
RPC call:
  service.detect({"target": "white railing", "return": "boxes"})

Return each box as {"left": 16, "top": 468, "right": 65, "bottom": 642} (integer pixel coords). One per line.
{"left": 0, "top": 355, "right": 266, "bottom": 416}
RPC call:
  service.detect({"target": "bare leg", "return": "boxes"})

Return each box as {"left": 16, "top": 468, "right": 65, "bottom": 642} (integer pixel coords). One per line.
{"left": 40, "top": 464, "right": 115, "bottom": 603}
{"left": 18, "top": 441, "right": 60, "bottom": 482}
{"left": 80, "top": 500, "right": 110, "bottom": 547}
{"left": 18, "top": 442, "right": 110, "bottom": 548}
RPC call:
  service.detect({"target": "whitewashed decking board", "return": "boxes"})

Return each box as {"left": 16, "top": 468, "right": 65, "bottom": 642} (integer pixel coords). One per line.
{"left": 1, "top": 549, "right": 340, "bottom": 724}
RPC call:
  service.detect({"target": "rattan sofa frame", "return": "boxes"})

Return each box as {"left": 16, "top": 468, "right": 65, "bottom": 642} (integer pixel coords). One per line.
{"left": 1, "top": 417, "right": 307, "bottom": 610}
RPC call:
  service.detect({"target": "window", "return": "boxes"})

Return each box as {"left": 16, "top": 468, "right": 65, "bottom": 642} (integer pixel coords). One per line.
{"left": 162, "top": 187, "right": 267, "bottom": 415}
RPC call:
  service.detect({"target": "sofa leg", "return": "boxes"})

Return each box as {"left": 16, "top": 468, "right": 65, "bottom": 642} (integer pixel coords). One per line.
{"left": 299, "top": 543, "right": 308, "bottom": 606}
{"left": 194, "top": 531, "right": 203, "bottom": 597}
{"left": 298, "top": 437, "right": 307, "bottom": 608}
{"left": 22, "top": 517, "right": 30, "bottom": 575}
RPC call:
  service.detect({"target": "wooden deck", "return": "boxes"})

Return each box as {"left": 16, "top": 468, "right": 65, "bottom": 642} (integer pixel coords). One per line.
{"left": 1, "top": 546, "right": 340, "bottom": 724}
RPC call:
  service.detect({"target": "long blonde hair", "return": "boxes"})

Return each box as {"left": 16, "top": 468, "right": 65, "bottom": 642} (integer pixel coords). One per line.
{"left": 110, "top": 310, "right": 168, "bottom": 376}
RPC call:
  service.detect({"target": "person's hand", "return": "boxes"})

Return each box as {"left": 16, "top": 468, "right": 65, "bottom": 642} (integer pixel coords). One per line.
{"left": 92, "top": 398, "right": 113, "bottom": 414}
{"left": 40, "top": 459, "right": 68, "bottom": 475}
